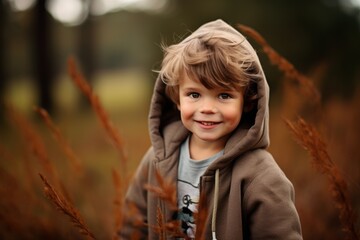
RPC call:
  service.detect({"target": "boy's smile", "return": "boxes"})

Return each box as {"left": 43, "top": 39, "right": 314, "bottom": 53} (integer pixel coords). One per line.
{"left": 196, "top": 120, "right": 220, "bottom": 128}
{"left": 177, "top": 74, "right": 245, "bottom": 158}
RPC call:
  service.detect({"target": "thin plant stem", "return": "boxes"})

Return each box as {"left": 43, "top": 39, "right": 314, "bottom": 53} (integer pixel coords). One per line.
{"left": 286, "top": 118, "right": 359, "bottom": 240}
{"left": 39, "top": 173, "right": 96, "bottom": 240}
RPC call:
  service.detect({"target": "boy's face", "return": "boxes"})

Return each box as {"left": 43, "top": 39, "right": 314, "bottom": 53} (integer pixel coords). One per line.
{"left": 177, "top": 74, "right": 244, "bottom": 150}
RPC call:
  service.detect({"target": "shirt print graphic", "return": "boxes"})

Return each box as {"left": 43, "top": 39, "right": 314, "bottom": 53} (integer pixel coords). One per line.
{"left": 177, "top": 179, "right": 199, "bottom": 239}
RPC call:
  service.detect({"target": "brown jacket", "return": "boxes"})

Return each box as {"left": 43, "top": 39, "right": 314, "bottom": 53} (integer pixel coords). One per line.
{"left": 119, "top": 19, "right": 302, "bottom": 240}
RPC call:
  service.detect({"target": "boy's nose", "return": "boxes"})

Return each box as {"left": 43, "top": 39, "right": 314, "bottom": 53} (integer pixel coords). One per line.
{"left": 200, "top": 98, "right": 217, "bottom": 114}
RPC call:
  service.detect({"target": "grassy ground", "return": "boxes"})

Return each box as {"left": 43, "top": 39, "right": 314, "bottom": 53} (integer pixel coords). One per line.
{"left": 1, "top": 70, "right": 151, "bottom": 239}
{"left": 1, "top": 68, "right": 360, "bottom": 239}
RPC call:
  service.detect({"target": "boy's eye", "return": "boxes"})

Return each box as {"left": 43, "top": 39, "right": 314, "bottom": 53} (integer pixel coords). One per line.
{"left": 219, "top": 93, "right": 232, "bottom": 99}
{"left": 188, "top": 92, "right": 200, "bottom": 98}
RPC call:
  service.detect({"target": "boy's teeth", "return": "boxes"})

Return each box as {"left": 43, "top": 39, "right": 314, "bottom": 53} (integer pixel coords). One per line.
{"left": 202, "top": 122, "right": 214, "bottom": 125}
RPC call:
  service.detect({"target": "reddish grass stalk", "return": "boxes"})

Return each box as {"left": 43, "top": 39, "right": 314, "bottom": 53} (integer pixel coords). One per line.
{"left": 144, "top": 170, "right": 185, "bottom": 238}
{"left": 0, "top": 166, "right": 20, "bottom": 199}
{"left": 237, "top": 24, "right": 321, "bottom": 106}
{"left": 156, "top": 206, "right": 165, "bottom": 240}
{"left": 149, "top": 206, "right": 184, "bottom": 239}
{"left": 0, "top": 163, "right": 42, "bottom": 234}
{"left": 144, "top": 170, "right": 177, "bottom": 211}
{"left": 1, "top": 136, "right": 43, "bottom": 212}
{"left": 67, "top": 57, "right": 128, "bottom": 172}
{"left": 0, "top": 142, "right": 39, "bottom": 210}
{"left": 130, "top": 231, "right": 141, "bottom": 240}
{"left": 112, "top": 168, "right": 124, "bottom": 240}
{"left": 0, "top": 139, "right": 16, "bottom": 163}
{"left": 5, "top": 104, "right": 73, "bottom": 202}
{"left": 39, "top": 173, "right": 96, "bottom": 240}
{"left": 23, "top": 152, "right": 44, "bottom": 206}
{"left": 5, "top": 105, "right": 57, "bottom": 180}
{"left": 35, "top": 107, "right": 83, "bottom": 173}
{"left": 113, "top": 170, "right": 137, "bottom": 239}
{"left": 285, "top": 118, "right": 359, "bottom": 240}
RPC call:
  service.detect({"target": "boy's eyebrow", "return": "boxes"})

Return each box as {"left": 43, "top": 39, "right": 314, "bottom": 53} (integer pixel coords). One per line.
{"left": 181, "top": 86, "right": 239, "bottom": 94}
{"left": 217, "top": 86, "right": 236, "bottom": 91}
{"left": 181, "top": 87, "right": 200, "bottom": 92}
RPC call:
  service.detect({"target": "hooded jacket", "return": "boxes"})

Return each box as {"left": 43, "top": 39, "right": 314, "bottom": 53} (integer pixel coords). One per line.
{"left": 119, "top": 19, "right": 302, "bottom": 240}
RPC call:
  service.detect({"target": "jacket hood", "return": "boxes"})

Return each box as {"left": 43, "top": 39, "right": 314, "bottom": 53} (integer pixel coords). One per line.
{"left": 148, "top": 19, "right": 270, "bottom": 171}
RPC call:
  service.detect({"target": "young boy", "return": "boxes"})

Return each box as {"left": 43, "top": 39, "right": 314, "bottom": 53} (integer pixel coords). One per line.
{"left": 119, "top": 19, "right": 302, "bottom": 239}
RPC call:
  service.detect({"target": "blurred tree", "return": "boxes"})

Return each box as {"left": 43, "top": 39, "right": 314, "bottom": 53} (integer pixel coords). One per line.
{"left": 162, "top": 0, "right": 360, "bottom": 100}
{"left": 77, "top": 0, "right": 96, "bottom": 109}
{"left": 0, "top": 2, "right": 6, "bottom": 125}
{"left": 78, "top": 0, "right": 96, "bottom": 83}
{"left": 33, "top": 0, "right": 55, "bottom": 113}
{"left": 0, "top": 2, "right": 6, "bottom": 106}
{"left": 2, "top": 0, "right": 359, "bottom": 114}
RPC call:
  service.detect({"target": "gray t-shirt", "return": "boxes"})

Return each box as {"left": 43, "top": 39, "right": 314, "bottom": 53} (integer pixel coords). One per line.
{"left": 177, "top": 136, "right": 224, "bottom": 239}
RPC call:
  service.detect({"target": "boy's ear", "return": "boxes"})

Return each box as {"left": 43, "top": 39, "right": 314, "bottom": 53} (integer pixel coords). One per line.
{"left": 176, "top": 103, "right": 181, "bottom": 111}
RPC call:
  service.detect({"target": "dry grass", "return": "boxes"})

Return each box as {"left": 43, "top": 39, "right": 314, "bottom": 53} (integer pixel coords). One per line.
{"left": 36, "top": 107, "right": 83, "bottom": 173}
{"left": 5, "top": 104, "right": 58, "bottom": 181}
{"left": 237, "top": 24, "right": 321, "bottom": 108}
{"left": 238, "top": 24, "right": 359, "bottom": 240}
{"left": 286, "top": 118, "right": 359, "bottom": 240}
{"left": 0, "top": 24, "right": 359, "bottom": 240}
{"left": 144, "top": 170, "right": 185, "bottom": 238}
{"left": 39, "top": 173, "right": 96, "bottom": 240}
{"left": 144, "top": 170, "right": 177, "bottom": 211}
{"left": 0, "top": 116, "right": 75, "bottom": 238}
{"left": 68, "top": 57, "right": 128, "bottom": 173}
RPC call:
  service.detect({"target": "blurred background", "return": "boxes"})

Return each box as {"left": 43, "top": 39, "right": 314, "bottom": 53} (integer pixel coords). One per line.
{"left": 0, "top": 0, "right": 360, "bottom": 239}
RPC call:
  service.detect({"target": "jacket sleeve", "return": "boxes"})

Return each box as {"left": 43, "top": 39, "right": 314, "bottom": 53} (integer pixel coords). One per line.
{"left": 243, "top": 166, "right": 303, "bottom": 240}
{"left": 117, "top": 148, "right": 154, "bottom": 239}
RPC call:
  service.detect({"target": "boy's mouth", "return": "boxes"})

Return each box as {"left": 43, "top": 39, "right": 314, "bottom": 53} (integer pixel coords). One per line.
{"left": 201, "top": 121, "right": 215, "bottom": 126}
{"left": 196, "top": 121, "right": 220, "bottom": 126}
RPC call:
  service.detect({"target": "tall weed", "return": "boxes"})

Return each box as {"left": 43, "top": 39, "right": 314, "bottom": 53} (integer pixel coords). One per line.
{"left": 0, "top": 24, "right": 358, "bottom": 240}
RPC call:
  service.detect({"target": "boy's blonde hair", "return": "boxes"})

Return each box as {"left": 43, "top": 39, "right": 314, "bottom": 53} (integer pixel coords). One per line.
{"left": 159, "top": 30, "right": 261, "bottom": 108}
